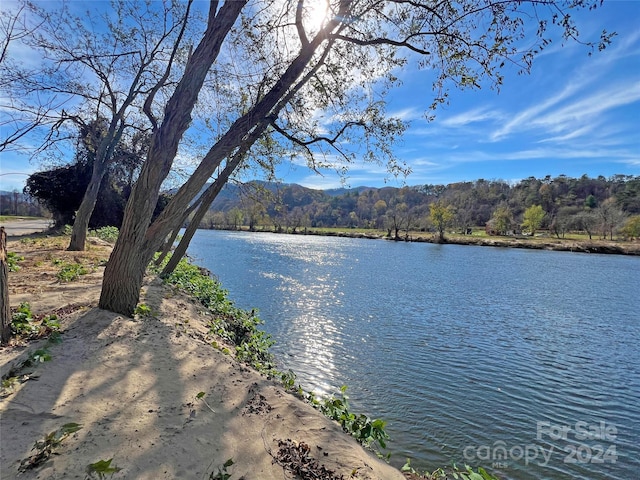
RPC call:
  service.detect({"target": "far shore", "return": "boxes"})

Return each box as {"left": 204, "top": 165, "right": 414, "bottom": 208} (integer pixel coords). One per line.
{"left": 2, "top": 217, "right": 638, "bottom": 256}
{"left": 204, "top": 226, "right": 640, "bottom": 256}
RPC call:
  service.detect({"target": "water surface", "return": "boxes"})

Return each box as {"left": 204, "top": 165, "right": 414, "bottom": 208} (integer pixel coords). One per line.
{"left": 187, "top": 230, "right": 639, "bottom": 480}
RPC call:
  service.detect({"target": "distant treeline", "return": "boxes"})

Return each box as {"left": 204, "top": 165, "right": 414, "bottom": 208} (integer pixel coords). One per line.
{"left": 201, "top": 174, "right": 640, "bottom": 238}
{"left": 0, "top": 191, "right": 46, "bottom": 218}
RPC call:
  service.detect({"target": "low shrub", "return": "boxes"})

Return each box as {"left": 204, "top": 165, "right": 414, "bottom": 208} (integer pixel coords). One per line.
{"left": 56, "top": 262, "right": 88, "bottom": 282}
{"left": 11, "top": 303, "right": 60, "bottom": 339}
{"left": 7, "top": 252, "right": 24, "bottom": 272}
{"left": 90, "top": 226, "right": 119, "bottom": 243}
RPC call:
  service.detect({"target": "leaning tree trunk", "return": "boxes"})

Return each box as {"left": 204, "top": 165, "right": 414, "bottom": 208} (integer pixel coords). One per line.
{"left": 1, "top": 227, "right": 11, "bottom": 344}
{"left": 161, "top": 154, "right": 243, "bottom": 276}
{"left": 99, "top": 0, "right": 248, "bottom": 316}
{"left": 99, "top": 0, "right": 336, "bottom": 315}
{"left": 98, "top": 203, "right": 157, "bottom": 316}
{"left": 155, "top": 220, "right": 187, "bottom": 267}
{"left": 155, "top": 202, "right": 200, "bottom": 266}
{"left": 68, "top": 163, "right": 105, "bottom": 251}
{"left": 68, "top": 116, "right": 126, "bottom": 251}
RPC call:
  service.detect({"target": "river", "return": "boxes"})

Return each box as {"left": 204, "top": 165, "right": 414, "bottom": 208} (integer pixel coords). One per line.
{"left": 186, "top": 229, "right": 639, "bottom": 480}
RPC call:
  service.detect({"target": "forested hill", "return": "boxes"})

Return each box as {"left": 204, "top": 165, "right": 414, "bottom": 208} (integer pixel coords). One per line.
{"left": 203, "top": 174, "right": 640, "bottom": 233}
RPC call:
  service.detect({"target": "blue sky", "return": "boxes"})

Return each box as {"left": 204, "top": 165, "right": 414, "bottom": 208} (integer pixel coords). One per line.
{"left": 282, "top": 0, "right": 640, "bottom": 189}
{"left": 1, "top": 0, "right": 638, "bottom": 193}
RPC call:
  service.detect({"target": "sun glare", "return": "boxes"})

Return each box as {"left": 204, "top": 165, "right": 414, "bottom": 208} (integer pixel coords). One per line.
{"left": 305, "top": 0, "right": 329, "bottom": 32}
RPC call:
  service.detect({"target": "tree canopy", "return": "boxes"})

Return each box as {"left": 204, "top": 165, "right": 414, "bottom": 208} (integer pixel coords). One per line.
{"left": 522, "top": 205, "right": 546, "bottom": 236}
{"left": 24, "top": 130, "right": 171, "bottom": 229}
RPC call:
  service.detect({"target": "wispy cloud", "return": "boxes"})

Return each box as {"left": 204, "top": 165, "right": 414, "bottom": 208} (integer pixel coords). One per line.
{"left": 388, "top": 106, "right": 423, "bottom": 122}
{"left": 534, "top": 81, "right": 640, "bottom": 131}
{"left": 490, "top": 77, "right": 640, "bottom": 142}
{"left": 489, "top": 80, "right": 584, "bottom": 141}
{"left": 440, "top": 107, "right": 504, "bottom": 127}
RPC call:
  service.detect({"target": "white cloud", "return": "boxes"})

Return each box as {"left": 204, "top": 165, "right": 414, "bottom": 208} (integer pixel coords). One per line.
{"left": 489, "top": 80, "right": 585, "bottom": 141}
{"left": 531, "top": 81, "right": 640, "bottom": 132}
{"left": 295, "top": 174, "right": 344, "bottom": 190}
{"left": 617, "top": 158, "right": 640, "bottom": 167}
{"left": 490, "top": 77, "right": 640, "bottom": 143}
{"left": 440, "top": 107, "right": 504, "bottom": 127}
{"left": 387, "top": 107, "right": 422, "bottom": 122}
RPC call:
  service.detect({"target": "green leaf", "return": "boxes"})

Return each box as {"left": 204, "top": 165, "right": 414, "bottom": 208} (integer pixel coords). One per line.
{"left": 371, "top": 418, "right": 386, "bottom": 429}
{"left": 196, "top": 391, "right": 206, "bottom": 399}
{"left": 478, "top": 467, "right": 495, "bottom": 480}
{"left": 88, "top": 457, "right": 122, "bottom": 475}
{"left": 61, "top": 423, "right": 83, "bottom": 434}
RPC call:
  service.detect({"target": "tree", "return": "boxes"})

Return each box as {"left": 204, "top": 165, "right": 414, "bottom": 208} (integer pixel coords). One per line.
{"left": 576, "top": 210, "right": 598, "bottom": 240}
{"left": 429, "top": 200, "right": 455, "bottom": 242}
{"left": 596, "top": 198, "right": 626, "bottom": 240}
{"left": 551, "top": 206, "right": 579, "bottom": 239}
{"left": 4, "top": 1, "right": 612, "bottom": 315}
{"left": 1, "top": 1, "right": 195, "bottom": 251}
{"left": 385, "top": 201, "right": 409, "bottom": 240}
{"left": 522, "top": 205, "right": 545, "bottom": 236}
{"left": 490, "top": 204, "right": 514, "bottom": 236}
{"left": 621, "top": 215, "right": 640, "bottom": 240}
{"left": 227, "top": 208, "right": 245, "bottom": 231}
{"left": 244, "top": 200, "right": 267, "bottom": 231}
{"left": 615, "top": 177, "right": 640, "bottom": 214}
{"left": 0, "top": 227, "right": 10, "bottom": 344}
{"left": 25, "top": 163, "right": 92, "bottom": 228}
{"left": 24, "top": 125, "right": 153, "bottom": 229}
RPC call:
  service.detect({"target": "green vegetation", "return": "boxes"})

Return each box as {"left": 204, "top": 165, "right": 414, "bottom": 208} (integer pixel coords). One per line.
{"left": 7, "top": 251, "right": 24, "bottom": 272}
{"left": 86, "top": 458, "right": 122, "bottom": 479}
{"left": 11, "top": 302, "right": 60, "bottom": 338}
{"left": 28, "top": 348, "right": 52, "bottom": 364}
{"left": 19, "top": 423, "right": 83, "bottom": 472}
{"left": 402, "top": 459, "right": 501, "bottom": 480}
{"left": 196, "top": 391, "right": 216, "bottom": 414}
{"left": 56, "top": 262, "right": 89, "bottom": 282}
{"left": 621, "top": 215, "right": 640, "bottom": 240}
{"left": 2, "top": 303, "right": 62, "bottom": 396}
{"left": 521, "top": 205, "right": 545, "bottom": 236}
{"left": 202, "top": 175, "right": 639, "bottom": 241}
{"left": 134, "top": 303, "right": 153, "bottom": 317}
{"left": 209, "top": 458, "right": 234, "bottom": 480}
{"left": 1, "top": 347, "right": 56, "bottom": 395}
{"left": 429, "top": 200, "right": 455, "bottom": 242}
{"left": 155, "top": 255, "right": 277, "bottom": 374}
{"left": 90, "top": 226, "right": 119, "bottom": 243}
{"left": 311, "top": 385, "right": 389, "bottom": 454}
{"left": 488, "top": 204, "right": 514, "bottom": 236}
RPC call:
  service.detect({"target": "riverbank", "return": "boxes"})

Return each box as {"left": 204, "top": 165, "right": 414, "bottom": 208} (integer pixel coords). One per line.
{"left": 415, "top": 234, "right": 640, "bottom": 255}
{"left": 0, "top": 235, "right": 405, "bottom": 479}
{"left": 231, "top": 227, "right": 640, "bottom": 256}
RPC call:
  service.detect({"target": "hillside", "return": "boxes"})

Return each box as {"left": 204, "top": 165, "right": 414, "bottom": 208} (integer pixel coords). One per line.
{"left": 203, "top": 175, "right": 640, "bottom": 236}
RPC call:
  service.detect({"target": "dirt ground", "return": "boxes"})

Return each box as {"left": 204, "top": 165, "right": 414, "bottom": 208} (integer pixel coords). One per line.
{"left": 1, "top": 234, "right": 405, "bottom": 480}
